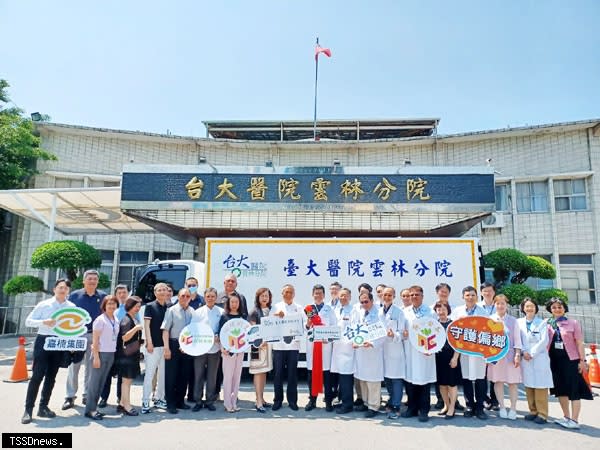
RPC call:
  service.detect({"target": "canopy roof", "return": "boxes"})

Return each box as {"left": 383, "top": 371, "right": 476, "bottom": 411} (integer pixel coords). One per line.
{"left": 0, "top": 187, "right": 154, "bottom": 235}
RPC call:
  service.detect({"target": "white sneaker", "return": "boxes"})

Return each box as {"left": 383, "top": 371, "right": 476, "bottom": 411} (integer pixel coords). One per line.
{"left": 507, "top": 409, "right": 517, "bottom": 420}
{"left": 555, "top": 417, "right": 570, "bottom": 428}
{"left": 566, "top": 419, "right": 580, "bottom": 430}
{"left": 154, "top": 399, "right": 167, "bottom": 409}
{"left": 499, "top": 408, "right": 508, "bottom": 419}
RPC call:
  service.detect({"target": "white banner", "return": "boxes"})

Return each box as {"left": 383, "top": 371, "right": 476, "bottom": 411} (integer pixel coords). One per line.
{"left": 206, "top": 238, "right": 480, "bottom": 309}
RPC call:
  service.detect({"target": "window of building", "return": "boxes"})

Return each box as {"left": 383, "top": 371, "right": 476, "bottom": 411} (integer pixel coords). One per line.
{"left": 516, "top": 181, "right": 548, "bottom": 213}
{"left": 559, "top": 254, "right": 595, "bottom": 304}
{"left": 154, "top": 251, "right": 181, "bottom": 261}
{"left": 117, "top": 251, "right": 149, "bottom": 288}
{"left": 554, "top": 179, "right": 587, "bottom": 211}
{"left": 495, "top": 184, "right": 511, "bottom": 212}
{"left": 99, "top": 250, "right": 114, "bottom": 281}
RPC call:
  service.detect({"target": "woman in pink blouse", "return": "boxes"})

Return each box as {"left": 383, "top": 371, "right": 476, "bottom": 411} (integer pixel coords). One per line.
{"left": 486, "top": 294, "right": 522, "bottom": 420}
{"left": 546, "top": 298, "right": 593, "bottom": 430}
{"left": 84, "top": 295, "right": 119, "bottom": 420}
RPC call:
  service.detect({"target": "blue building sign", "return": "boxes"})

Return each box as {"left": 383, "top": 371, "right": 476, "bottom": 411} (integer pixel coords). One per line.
{"left": 121, "top": 167, "right": 494, "bottom": 208}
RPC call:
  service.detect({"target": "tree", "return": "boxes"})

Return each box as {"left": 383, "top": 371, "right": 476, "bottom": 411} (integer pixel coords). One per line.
{"left": 30, "top": 240, "right": 102, "bottom": 281}
{"left": 0, "top": 79, "right": 56, "bottom": 190}
{"left": 484, "top": 247, "right": 566, "bottom": 305}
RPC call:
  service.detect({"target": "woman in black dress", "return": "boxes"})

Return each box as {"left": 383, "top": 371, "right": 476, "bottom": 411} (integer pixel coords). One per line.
{"left": 433, "top": 301, "right": 461, "bottom": 419}
{"left": 116, "top": 296, "right": 143, "bottom": 416}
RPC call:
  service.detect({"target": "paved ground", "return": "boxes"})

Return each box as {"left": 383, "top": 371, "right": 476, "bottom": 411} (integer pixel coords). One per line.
{"left": 1, "top": 336, "right": 599, "bottom": 450}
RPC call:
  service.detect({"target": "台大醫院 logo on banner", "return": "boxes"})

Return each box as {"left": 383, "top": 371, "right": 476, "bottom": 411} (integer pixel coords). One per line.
{"left": 221, "top": 253, "right": 268, "bottom": 278}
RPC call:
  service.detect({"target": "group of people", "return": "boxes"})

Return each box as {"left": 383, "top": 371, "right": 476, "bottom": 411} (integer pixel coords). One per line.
{"left": 21, "top": 271, "right": 593, "bottom": 430}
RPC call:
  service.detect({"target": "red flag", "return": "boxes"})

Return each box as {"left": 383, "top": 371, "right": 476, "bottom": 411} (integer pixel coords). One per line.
{"left": 315, "top": 44, "right": 332, "bottom": 61}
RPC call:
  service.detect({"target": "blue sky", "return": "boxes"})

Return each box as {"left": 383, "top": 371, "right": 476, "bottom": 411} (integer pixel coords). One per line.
{"left": 1, "top": 0, "right": 598, "bottom": 136}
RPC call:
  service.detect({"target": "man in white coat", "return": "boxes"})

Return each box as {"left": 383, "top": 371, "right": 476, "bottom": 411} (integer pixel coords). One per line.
{"left": 352, "top": 291, "right": 384, "bottom": 418}
{"left": 381, "top": 286, "right": 408, "bottom": 419}
{"left": 305, "top": 284, "right": 338, "bottom": 412}
{"left": 452, "top": 285, "right": 489, "bottom": 420}
{"left": 330, "top": 287, "right": 355, "bottom": 414}
{"left": 402, "top": 285, "right": 437, "bottom": 422}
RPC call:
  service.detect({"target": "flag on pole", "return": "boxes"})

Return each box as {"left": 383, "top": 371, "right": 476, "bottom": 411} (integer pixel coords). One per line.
{"left": 315, "top": 44, "right": 332, "bottom": 60}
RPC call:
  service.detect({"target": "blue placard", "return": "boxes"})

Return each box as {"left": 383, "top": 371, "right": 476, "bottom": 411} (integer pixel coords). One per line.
{"left": 121, "top": 172, "right": 494, "bottom": 205}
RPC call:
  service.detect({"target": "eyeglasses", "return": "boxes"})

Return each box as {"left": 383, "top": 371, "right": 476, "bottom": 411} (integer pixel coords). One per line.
{"left": 180, "top": 295, "right": 191, "bottom": 298}
{"left": 186, "top": 285, "right": 197, "bottom": 288}
{"left": 360, "top": 301, "right": 370, "bottom": 305}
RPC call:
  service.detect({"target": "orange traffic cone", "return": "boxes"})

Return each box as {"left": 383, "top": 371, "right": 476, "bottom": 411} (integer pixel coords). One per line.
{"left": 588, "top": 344, "right": 600, "bottom": 388}
{"left": 5, "top": 336, "right": 29, "bottom": 383}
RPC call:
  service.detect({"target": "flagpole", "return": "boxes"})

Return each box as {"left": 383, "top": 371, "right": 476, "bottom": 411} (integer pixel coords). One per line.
{"left": 313, "top": 37, "right": 319, "bottom": 141}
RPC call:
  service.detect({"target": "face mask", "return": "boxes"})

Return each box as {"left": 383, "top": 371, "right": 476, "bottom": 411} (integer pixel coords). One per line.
{"left": 188, "top": 286, "right": 198, "bottom": 294}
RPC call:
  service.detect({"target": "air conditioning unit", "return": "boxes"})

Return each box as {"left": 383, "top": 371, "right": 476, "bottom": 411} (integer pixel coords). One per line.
{"left": 481, "top": 212, "right": 505, "bottom": 229}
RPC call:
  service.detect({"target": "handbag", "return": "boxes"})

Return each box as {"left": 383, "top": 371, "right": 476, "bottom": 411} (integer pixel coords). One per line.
{"left": 249, "top": 345, "right": 270, "bottom": 371}
{"left": 123, "top": 338, "right": 140, "bottom": 357}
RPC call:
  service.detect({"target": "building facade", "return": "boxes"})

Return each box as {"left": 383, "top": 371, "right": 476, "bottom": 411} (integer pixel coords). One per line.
{"left": 1, "top": 118, "right": 599, "bottom": 315}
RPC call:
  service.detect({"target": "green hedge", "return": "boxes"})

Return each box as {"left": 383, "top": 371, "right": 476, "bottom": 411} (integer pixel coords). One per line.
{"left": 535, "top": 288, "right": 569, "bottom": 305}
{"left": 498, "top": 284, "right": 536, "bottom": 306}
{"left": 2, "top": 275, "right": 45, "bottom": 295}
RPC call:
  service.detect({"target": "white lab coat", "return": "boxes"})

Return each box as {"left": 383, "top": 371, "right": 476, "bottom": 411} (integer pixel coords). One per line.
{"left": 452, "top": 304, "right": 489, "bottom": 380}
{"left": 382, "top": 303, "right": 407, "bottom": 379}
{"left": 306, "top": 304, "right": 337, "bottom": 371}
{"left": 353, "top": 306, "right": 384, "bottom": 382}
{"left": 517, "top": 317, "right": 553, "bottom": 389}
{"left": 404, "top": 306, "right": 437, "bottom": 385}
{"left": 331, "top": 304, "right": 355, "bottom": 375}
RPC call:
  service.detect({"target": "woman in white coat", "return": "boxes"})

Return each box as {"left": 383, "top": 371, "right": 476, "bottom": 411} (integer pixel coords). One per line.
{"left": 330, "top": 288, "right": 356, "bottom": 414}
{"left": 517, "top": 297, "right": 553, "bottom": 424}
{"left": 381, "top": 287, "right": 407, "bottom": 419}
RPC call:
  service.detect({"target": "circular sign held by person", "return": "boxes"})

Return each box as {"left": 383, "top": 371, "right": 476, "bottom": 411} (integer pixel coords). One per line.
{"left": 409, "top": 317, "right": 446, "bottom": 354}
{"left": 179, "top": 322, "right": 215, "bottom": 356}
{"left": 219, "top": 318, "right": 252, "bottom": 354}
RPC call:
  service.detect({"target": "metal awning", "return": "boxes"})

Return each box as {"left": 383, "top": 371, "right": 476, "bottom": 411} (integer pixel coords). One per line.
{"left": 203, "top": 118, "right": 439, "bottom": 141}
{"left": 0, "top": 187, "right": 154, "bottom": 237}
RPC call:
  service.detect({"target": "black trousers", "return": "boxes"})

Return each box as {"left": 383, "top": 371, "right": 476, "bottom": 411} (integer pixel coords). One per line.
{"left": 330, "top": 371, "right": 339, "bottom": 400}
{"left": 337, "top": 373, "right": 354, "bottom": 409}
{"left": 272, "top": 350, "right": 299, "bottom": 405}
{"left": 486, "top": 379, "right": 498, "bottom": 405}
{"left": 307, "top": 369, "right": 334, "bottom": 403}
{"left": 100, "top": 367, "right": 122, "bottom": 401}
{"left": 405, "top": 381, "right": 431, "bottom": 416}
{"left": 25, "top": 335, "right": 63, "bottom": 412}
{"left": 164, "top": 339, "right": 194, "bottom": 409}
{"left": 462, "top": 378, "right": 487, "bottom": 412}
